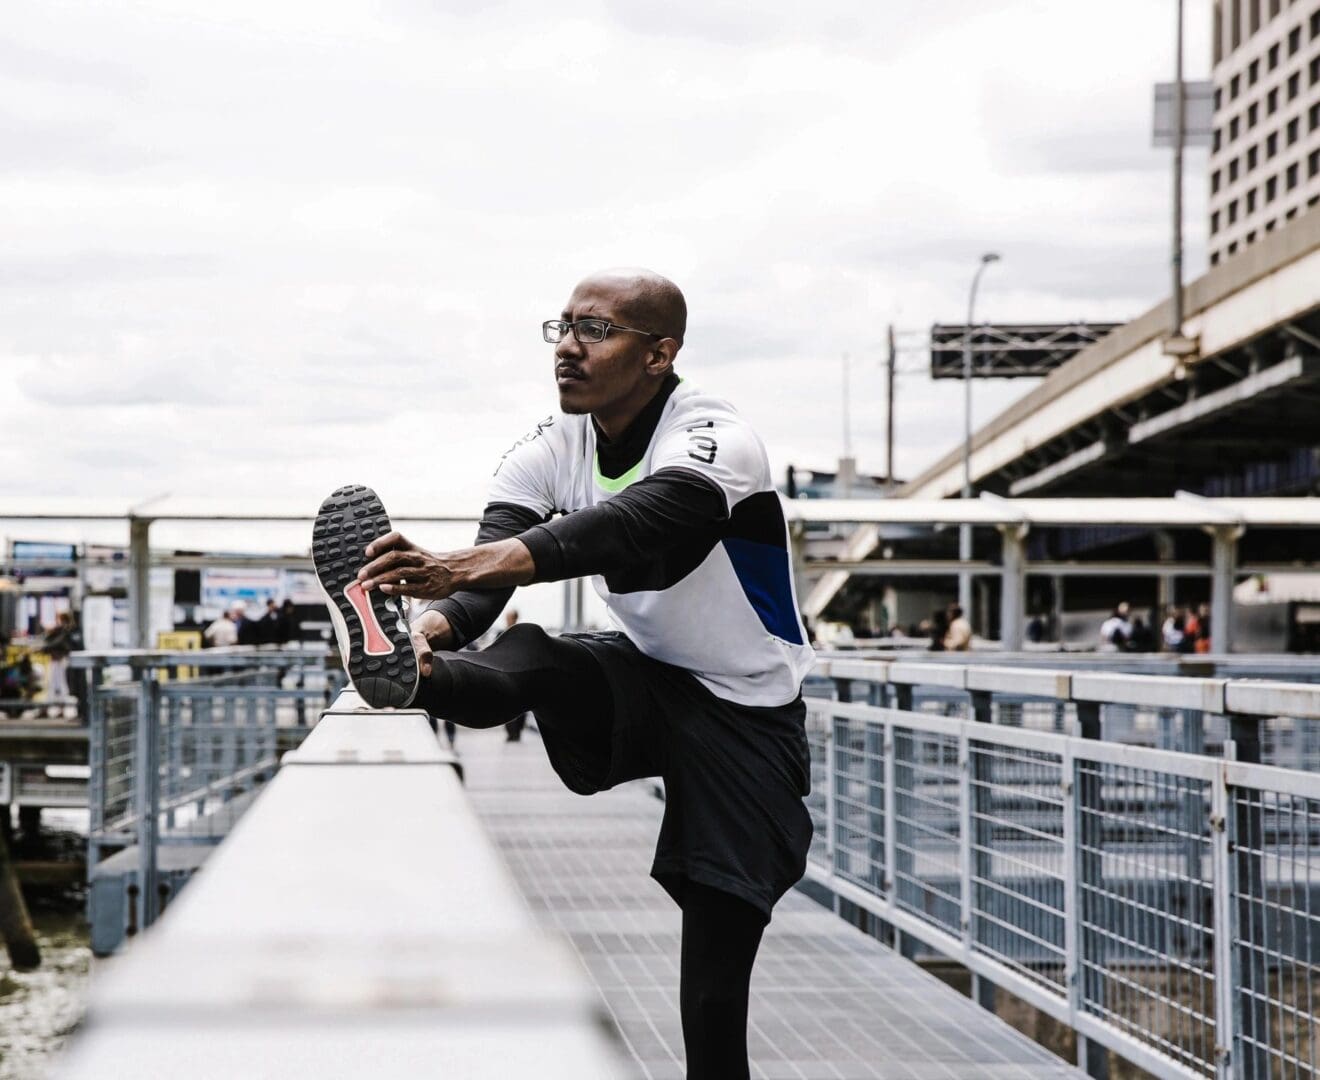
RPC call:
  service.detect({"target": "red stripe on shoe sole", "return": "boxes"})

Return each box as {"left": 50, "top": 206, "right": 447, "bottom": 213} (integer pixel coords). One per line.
{"left": 343, "top": 581, "right": 395, "bottom": 657}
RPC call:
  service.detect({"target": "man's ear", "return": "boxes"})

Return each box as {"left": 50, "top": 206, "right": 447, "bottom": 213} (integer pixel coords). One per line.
{"left": 646, "top": 337, "right": 680, "bottom": 376}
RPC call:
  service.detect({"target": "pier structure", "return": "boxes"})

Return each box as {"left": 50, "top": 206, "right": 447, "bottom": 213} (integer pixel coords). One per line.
{"left": 52, "top": 651, "right": 1320, "bottom": 1078}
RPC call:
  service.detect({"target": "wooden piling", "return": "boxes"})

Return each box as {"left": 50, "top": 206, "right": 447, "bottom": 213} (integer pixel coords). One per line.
{"left": 0, "top": 819, "right": 40, "bottom": 971}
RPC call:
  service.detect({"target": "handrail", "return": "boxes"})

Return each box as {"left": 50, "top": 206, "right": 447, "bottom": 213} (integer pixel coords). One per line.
{"left": 57, "top": 691, "right": 632, "bottom": 1079}
{"left": 807, "top": 656, "right": 1320, "bottom": 1079}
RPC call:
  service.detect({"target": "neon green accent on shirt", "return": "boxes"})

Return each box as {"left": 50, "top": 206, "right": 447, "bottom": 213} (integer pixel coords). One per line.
{"left": 593, "top": 455, "right": 644, "bottom": 492}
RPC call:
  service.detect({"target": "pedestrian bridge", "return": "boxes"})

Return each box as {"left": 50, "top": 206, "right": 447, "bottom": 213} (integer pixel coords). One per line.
{"left": 54, "top": 652, "right": 1320, "bottom": 1079}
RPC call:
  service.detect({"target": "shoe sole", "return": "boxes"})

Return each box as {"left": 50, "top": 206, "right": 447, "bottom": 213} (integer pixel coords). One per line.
{"left": 311, "top": 483, "right": 419, "bottom": 708}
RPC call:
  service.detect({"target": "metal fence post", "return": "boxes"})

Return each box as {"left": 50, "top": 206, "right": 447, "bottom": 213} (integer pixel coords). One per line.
{"left": 1210, "top": 754, "right": 1238, "bottom": 1080}
{"left": 1229, "top": 714, "right": 1267, "bottom": 1079}
{"left": 968, "top": 689, "right": 996, "bottom": 1011}
{"left": 1074, "top": 700, "right": 1109, "bottom": 1079}
{"left": 86, "top": 671, "right": 106, "bottom": 872}
{"left": 889, "top": 680, "right": 918, "bottom": 960}
{"left": 134, "top": 671, "right": 161, "bottom": 933}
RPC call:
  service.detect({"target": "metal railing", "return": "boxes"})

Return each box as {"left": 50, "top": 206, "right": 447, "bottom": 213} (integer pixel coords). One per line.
{"left": 806, "top": 657, "right": 1320, "bottom": 1080}
{"left": 56, "top": 693, "right": 633, "bottom": 1079}
{"left": 80, "top": 648, "right": 346, "bottom": 939}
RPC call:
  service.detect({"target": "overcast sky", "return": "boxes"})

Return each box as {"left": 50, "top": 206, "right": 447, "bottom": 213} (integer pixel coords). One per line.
{"left": 3, "top": 0, "right": 1211, "bottom": 555}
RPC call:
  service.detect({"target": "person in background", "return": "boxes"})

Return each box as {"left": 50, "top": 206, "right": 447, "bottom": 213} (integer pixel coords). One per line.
{"left": 1161, "top": 606, "right": 1185, "bottom": 652}
{"left": 1194, "top": 602, "right": 1212, "bottom": 653}
{"left": 279, "top": 599, "right": 298, "bottom": 643}
{"left": 204, "top": 607, "right": 239, "bottom": 647}
{"left": 234, "top": 602, "right": 260, "bottom": 645}
{"left": 42, "top": 611, "right": 76, "bottom": 715}
{"left": 259, "top": 599, "right": 283, "bottom": 644}
{"left": 502, "top": 609, "right": 530, "bottom": 742}
{"left": 928, "top": 609, "right": 949, "bottom": 652}
{"left": 943, "top": 603, "right": 972, "bottom": 651}
{"left": 1099, "top": 602, "right": 1132, "bottom": 652}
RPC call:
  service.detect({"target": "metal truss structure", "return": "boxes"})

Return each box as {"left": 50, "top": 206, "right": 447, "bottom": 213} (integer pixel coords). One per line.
{"left": 930, "top": 322, "right": 1123, "bottom": 379}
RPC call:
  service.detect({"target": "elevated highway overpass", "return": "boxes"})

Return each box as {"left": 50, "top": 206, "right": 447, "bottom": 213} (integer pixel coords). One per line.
{"left": 806, "top": 205, "right": 1320, "bottom": 636}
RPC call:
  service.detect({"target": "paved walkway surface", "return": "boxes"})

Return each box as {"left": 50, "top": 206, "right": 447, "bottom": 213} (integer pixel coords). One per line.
{"left": 460, "top": 726, "right": 1080, "bottom": 1080}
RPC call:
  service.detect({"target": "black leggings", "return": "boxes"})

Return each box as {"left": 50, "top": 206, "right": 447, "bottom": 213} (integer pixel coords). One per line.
{"left": 416, "top": 624, "right": 768, "bottom": 1079}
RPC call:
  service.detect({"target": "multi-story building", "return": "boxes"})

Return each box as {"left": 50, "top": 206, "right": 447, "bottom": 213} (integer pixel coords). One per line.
{"left": 1208, "top": 0, "right": 1320, "bottom": 265}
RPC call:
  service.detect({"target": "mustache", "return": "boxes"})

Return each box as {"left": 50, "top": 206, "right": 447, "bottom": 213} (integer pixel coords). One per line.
{"left": 555, "top": 364, "right": 586, "bottom": 379}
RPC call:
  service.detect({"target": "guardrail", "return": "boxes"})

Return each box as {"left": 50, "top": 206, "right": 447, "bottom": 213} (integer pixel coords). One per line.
{"left": 805, "top": 657, "right": 1320, "bottom": 1079}
{"left": 56, "top": 693, "right": 632, "bottom": 1079}
{"left": 79, "top": 649, "right": 346, "bottom": 948}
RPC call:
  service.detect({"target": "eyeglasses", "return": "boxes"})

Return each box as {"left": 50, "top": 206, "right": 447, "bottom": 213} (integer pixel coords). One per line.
{"left": 542, "top": 318, "right": 660, "bottom": 344}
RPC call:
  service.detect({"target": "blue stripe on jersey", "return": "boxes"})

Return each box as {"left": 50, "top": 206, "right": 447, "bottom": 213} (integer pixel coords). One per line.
{"left": 722, "top": 537, "right": 805, "bottom": 645}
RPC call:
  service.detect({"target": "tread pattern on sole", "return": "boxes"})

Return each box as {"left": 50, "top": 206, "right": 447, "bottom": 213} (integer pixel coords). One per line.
{"left": 312, "top": 483, "right": 419, "bottom": 709}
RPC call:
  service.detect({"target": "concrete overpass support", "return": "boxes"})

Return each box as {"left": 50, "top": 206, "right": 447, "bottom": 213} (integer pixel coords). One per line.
{"left": 1209, "top": 525, "right": 1243, "bottom": 654}
{"left": 998, "top": 524, "right": 1029, "bottom": 651}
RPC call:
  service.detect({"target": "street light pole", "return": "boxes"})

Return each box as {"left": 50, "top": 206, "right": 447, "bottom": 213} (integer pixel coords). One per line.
{"left": 959, "top": 252, "right": 1001, "bottom": 619}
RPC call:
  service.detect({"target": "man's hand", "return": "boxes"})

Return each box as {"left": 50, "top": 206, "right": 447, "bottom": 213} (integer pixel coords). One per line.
{"left": 359, "top": 532, "right": 459, "bottom": 599}
{"left": 359, "top": 532, "right": 537, "bottom": 598}
{"left": 409, "top": 609, "right": 454, "bottom": 678}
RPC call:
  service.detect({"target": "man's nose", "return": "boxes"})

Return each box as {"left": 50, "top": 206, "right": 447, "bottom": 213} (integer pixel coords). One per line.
{"left": 555, "top": 333, "right": 584, "bottom": 361}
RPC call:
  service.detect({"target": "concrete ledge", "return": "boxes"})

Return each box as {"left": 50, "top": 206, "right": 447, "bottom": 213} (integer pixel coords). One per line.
{"left": 1071, "top": 672, "right": 1226, "bottom": 713}
{"left": 887, "top": 662, "right": 968, "bottom": 690}
{"left": 1225, "top": 680, "right": 1320, "bottom": 720}
{"left": 966, "top": 666, "right": 1072, "bottom": 699}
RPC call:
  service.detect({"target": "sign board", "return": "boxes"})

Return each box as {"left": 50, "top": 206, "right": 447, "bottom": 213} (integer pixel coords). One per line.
{"left": 1152, "top": 80, "right": 1214, "bottom": 148}
{"left": 156, "top": 630, "right": 202, "bottom": 681}
{"left": 930, "top": 322, "right": 1123, "bottom": 379}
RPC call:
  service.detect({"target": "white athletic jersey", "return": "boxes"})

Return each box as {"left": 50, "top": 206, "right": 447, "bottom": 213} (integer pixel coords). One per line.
{"left": 489, "top": 381, "right": 816, "bottom": 707}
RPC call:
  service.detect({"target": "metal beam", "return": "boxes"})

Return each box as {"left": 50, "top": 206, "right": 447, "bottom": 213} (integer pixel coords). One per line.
{"left": 998, "top": 525, "right": 1029, "bottom": 651}
{"left": 128, "top": 517, "right": 152, "bottom": 649}
{"left": 1210, "top": 526, "right": 1243, "bottom": 654}
{"left": 1007, "top": 440, "right": 1109, "bottom": 496}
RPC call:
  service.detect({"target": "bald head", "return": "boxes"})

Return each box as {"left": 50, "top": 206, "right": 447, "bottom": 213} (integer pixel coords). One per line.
{"left": 576, "top": 267, "right": 687, "bottom": 347}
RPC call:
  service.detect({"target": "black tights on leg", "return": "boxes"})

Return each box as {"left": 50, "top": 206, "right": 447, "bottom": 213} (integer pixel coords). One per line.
{"left": 416, "top": 623, "right": 611, "bottom": 732}
{"left": 679, "top": 881, "right": 767, "bottom": 1080}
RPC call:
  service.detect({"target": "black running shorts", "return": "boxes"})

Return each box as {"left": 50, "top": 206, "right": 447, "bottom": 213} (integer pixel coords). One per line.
{"left": 532, "top": 631, "right": 813, "bottom": 920}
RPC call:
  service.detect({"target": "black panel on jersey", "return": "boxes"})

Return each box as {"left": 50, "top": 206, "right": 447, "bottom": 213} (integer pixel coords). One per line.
{"left": 595, "top": 372, "right": 680, "bottom": 479}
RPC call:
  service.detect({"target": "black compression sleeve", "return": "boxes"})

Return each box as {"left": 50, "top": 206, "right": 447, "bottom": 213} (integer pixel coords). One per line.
{"left": 518, "top": 467, "right": 727, "bottom": 583}
{"left": 424, "top": 502, "right": 546, "bottom": 648}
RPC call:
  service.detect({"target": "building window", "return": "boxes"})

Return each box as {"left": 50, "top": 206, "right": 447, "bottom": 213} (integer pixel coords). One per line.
{"left": 1214, "top": 127, "right": 1222, "bottom": 152}
{"left": 1267, "top": 130, "right": 1279, "bottom": 157}
{"left": 1229, "top": 200, "right": 1239, "bottom": 224}
{"left": 1289, "top": 72, "right": 1301, "bottom": 99}
{"left": 1265, "top": 218, "right": 1276, "bottom": 232}
{"left": 1215, "top": 86, "right": 1224, "bottom": 110}
{"left": 1248, "top": 102, "right": 1259, "bottom": 128}
{"left": 1211, "top": 210, "right": 1220, "bottom": 234}
{"left": 1227, "top": 241, "right": 1239, "bottom": 255}
{"left": 1245, "top": 230, "right": 1257, "bottom": 244}
{"left": 1247, "top": 188, "right": 1257, "bottom": 213}
{"left": 1286, "top": 162, "right": 1299, "bottom": 190}
{"left": 1212, "top": 169, "right": 1222, "bottom": 194}
{"left": 1211, "top": 251, "right": 1221, "bottom": 266}
{"left": 1310, "top": 149, "right": 1320, "bottom": 178}
{"left": 1289, "top": 26, "right": 1302, "bottom": 55}
{"left": 1230, "top": 157, "right": 1240, "bottom": 181}
{"left": 1247, "top": 145, "right": 1259, "bottom": 169}
{"left": 1267, "top": 174, "right": 1279, "bottom": 201}
{"left": 1268, "top": 87, "right": 1280, "bottom": 114}
{"left": 1249, "top": 59, "right": 1261, "bottom": 85}
{"left": 1286, "top": 207, "right": 1297, "bottom": 221}
{"left": 1288, "top": 116, "right": 1300, "bottom": 144}
{"left": 1230, "top": 116, "right": 1241, "bottom": 141}
{"left": 1311, "top": 56, "right": 1320, "bottom": 86}
{"left": 1311, "top": 102, "right": 1320, "bottom": 131}
{"left": 1312, "top": 9, "right": 1320, "bottom": 38}
{"left": 1269, "top": 43, "right": 1281, "bottom": 70}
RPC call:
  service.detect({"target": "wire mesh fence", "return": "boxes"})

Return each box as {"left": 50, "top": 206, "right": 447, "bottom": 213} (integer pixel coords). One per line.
{"left": 808, "top": 664, "right": 1320, "bottom": 1080}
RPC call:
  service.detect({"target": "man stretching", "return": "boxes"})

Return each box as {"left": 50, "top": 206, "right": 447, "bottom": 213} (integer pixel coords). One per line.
{"left": 312, "top": 268, "right": 814, "bottom": 1080}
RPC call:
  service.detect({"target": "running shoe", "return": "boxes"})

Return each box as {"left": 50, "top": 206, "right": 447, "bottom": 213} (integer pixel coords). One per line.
{"left": 312, "top": 483, "right": 418, "bottom": 708}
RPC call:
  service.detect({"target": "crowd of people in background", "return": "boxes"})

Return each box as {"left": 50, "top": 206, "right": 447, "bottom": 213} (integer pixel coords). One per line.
{"left": 203, "top": 598, "right": 298, "bottom": 647}
{"left": 1100, "top": 600, "right": 1213, "bottom": 654}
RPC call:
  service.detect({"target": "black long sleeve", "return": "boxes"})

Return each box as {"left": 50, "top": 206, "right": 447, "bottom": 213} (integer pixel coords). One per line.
{"left": 424, "top": 502, "right": 546, "bottom": 648}
{"left": 517, "top": 467, "right": 728, "bottom": 583}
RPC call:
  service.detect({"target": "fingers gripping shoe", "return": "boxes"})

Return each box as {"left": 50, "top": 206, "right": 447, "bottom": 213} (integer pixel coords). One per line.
{"left": 312, "top": 484, "right": 418, "bottom": 708}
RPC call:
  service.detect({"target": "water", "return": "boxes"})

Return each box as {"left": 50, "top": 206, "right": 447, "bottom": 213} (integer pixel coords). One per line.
{"left": 0, "top": 912, "right": 90, "bottom": 1080}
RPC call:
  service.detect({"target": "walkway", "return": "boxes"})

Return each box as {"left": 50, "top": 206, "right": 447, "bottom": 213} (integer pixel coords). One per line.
{"left": 460, "top": 726, "right": 1080, "bottom": 1080}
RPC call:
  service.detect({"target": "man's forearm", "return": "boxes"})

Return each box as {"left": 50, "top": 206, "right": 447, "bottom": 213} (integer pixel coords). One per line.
{"left": 445, "top": 537, "right": 537, "bottom": 591}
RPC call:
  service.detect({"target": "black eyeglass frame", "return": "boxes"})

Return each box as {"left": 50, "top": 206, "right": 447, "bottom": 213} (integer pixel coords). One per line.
{"left": 542, "top": 318, "right": 662, "bottom": 344}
